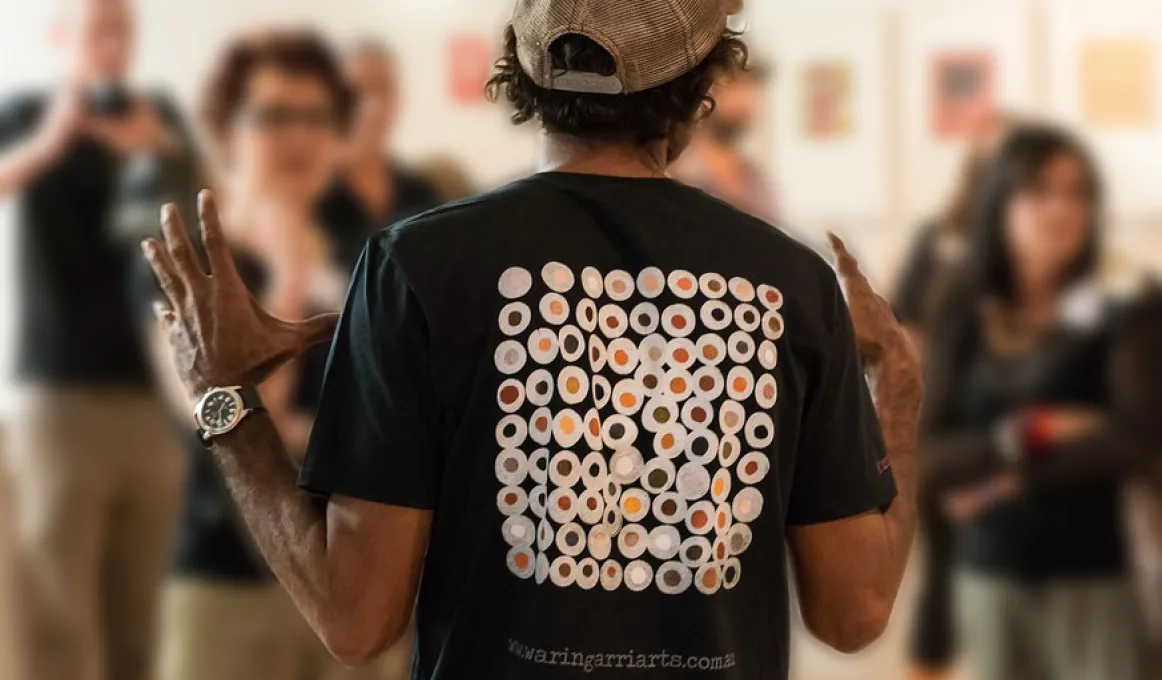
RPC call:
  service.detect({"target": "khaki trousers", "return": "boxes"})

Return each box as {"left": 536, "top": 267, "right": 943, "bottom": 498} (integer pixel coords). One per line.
{"left": 957, "top": 570, "right": 1146, "bottom": 680}
{"left": 4, "top": 386, "right": 185, "bottom": 680}
{"left": 158, "top": 579, "right": 405, "bottom": 680}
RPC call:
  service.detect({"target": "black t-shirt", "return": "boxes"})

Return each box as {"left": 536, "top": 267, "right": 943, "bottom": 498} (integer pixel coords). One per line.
{"left": 317, "top": 162, "right": 441, "bottom": 266}
{"left": 0, "top": 91, "right": 189, "bottom": 386}
{"left": 300, "top": 173, "right": 895, "bottom": 680}
{"left": 931, "top": 305, "right": 1126, "bottom": 580}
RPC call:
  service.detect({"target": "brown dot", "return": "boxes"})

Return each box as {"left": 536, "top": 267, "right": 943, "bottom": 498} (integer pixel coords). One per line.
{"left": 662, "top": 499, "right": 678, "bottom": 515}
{"left": 742, "top": 310, "right": 756, "bottom": 324}
{"left": 763, "top": 384, "right": 775, "bottom": 399}
{"left": 535, "top": 381, "right": 549, "bottom": 395}
{"left": 515, "top": 553, "right": 530, "bottom": 569}
{"left": 500, "top": 385, "right": 519, "bottom": 404}
{"left": 607, "top": 316, "right": 620, "bottom": 329}
{"left": 557, "top": 460, "right": 573, "bottom": 476}
{"left": 686, "top": 545, "right": 703, "bottom": 561}
{"left": 692, "top": 407, "right": 707, "bottom": 422}
{"left": 608, "top": 566, "right": 617, "bottom": 577}
{"left": 550, "top": 301, "right": 564, "bottom": 316}
{"left": 648, "top": 469, "right": 669, "bottom": 488}
{"left": 589, "top": 419, "right": 600, "bottom": 436}
{"left": 586, "top": 497, "right": 598, "bottom": 511}
{"left": 745, "top": 461, "right": 759, "bottom": 475}
{"left": 565, "top": 531, "right": 579, "bottom": 547}
{"left": 664, "top": 570, "right": 682, "bottom": 587}
{"left": 626, "top": 532, "right": 640, "bottom": 547}
{"left": 585, "top": 307, "right": 595, "bottom": 322}
{"left": 638, "top": 314, "right": 651, "bottom": 327}
{"left": 643, "top": 374, "right": 659, "bottom": 390}
{"left": 716, "top": 543, "right": 727, "bottom": 559}
{"left": 692, "top": 510, "right": 708, "bottom": 529}
{"left": 559, "top": 563, "right": 572, "bottom": 578}
{"left": 536, "top": 416, "right": 549, "bottom": 431}
{"left": 708, "top": 280, "right": 723, "bottom": 292}
{"left": 563, "top": 335, "right": 580, "bottom": 354}
{"left": 582, "top": 564, "right": 594, "bottom": 578}
{"left": 731, "top": 534, "right": 746, "bottom": 552}
{"left": 558, "top": 496, "right": 572, "bottom": 511}
{"left": 702, "top": 570, "right": 717, "bottom": 588}
{"left": 769, "top": 318, "right": 782, "bottom": 334}
{"left": 591, "top": 347, "right": 600, "bottom": 362}
{"left": 504, "top": 458, "right": 519, "bottom": 473}
{"left": 724, "top": 413, "right": 739, "bottom": 428}
{"left": 612, "top": 280, "right": 626, "bottom": 294}
{"left": 704, "top": 345, "right": 719, "bottom": 360}
{"left": 505, "top": 493, "right": 518, "bottom": 505}
{"left": 736, "top": 341, "right": 748, "bottom": 354}
{"left": 508, "top": 311, "right": 522, "bottom": 326}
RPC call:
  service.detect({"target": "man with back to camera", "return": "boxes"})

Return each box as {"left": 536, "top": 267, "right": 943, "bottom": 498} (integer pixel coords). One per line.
{"left": 0, "top": 1, "right": 191, "bottom": 679}
{"left": 143, "top": 1, "right": 923, "bottom": 678}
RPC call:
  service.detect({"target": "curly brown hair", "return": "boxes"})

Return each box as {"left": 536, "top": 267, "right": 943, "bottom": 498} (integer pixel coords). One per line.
{"left": 200, "top": 29, "right": 355, "bottom": 143}
{"left": 486, "top": 25, "right": 749, "bottom": 150}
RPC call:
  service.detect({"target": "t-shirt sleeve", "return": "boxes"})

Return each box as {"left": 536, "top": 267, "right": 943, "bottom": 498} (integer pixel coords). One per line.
{"left": 786, "top": 280, "right": 897, "bottom": 526}
{"left": 298, "top": 235, "right": 440, "bottom": 509}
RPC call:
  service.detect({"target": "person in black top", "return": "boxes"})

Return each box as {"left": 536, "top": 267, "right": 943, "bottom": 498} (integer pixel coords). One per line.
{"left": 142, "top": 30, "right": 385, "bottom": 680}
{"left": 893, "top": 111, "right": 1014, "bottom": 680}
{"left": 0, "top": 2, "right": 190, "bottom": 679}
{"left": 141, "top": 2, "right": 924, "bottom": 679}
{"left": 921, "top": 124, "right": 1144, "bottom": 680}
{"left": 317, "top": 39, "right": 440, "bottom": 265}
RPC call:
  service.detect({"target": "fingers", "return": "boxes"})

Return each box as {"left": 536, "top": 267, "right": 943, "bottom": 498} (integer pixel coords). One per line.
{"left": 141, "top": 238, "right": 185, "bottom": 310}
{"left": 297, "top": 313, "right": 341, "bottom": 348}
{"left": 198, "top": 190, "right": 240, "bottom": 278}
{"left": 152, "top": 300, "right": 177, "bottom": 332}
{"left": 827, "top": 232, "right": 863, "bottom": 279}
{"left": 161, "top": 203, "right": 205, "bottom": 280}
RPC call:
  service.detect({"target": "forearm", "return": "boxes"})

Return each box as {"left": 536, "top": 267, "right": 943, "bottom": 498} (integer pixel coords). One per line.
{"left": 0, "top": 136, "right": 55, "bottom": 198}
{"left": 209, "top": 413, "right": 344, "bottom": 643}
{"left": 868, "top": 340, "right": 923, "bottom": 595}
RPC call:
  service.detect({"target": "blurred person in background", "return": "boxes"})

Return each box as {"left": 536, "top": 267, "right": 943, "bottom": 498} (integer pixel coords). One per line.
{"left": 895, "top": 111, "right": 1014, "bottom": 680}
{"left": 139, "top": 0, "right": 925, "bottom": 677}
{"left": 146, "top": 30, "right": 382, "bottom": 680}
{"left": 673, "top": 58, "right": 777, "bottom": 223}
{"left": 415, "top": 154, "right": 478, "bottom": 204}
{"left": 921, "top": 124, "right": 1143, "bottom": 680}
{"left": 0, "top": 1, "right": 192, "bottom": 679}
{"left": 318, "top": 39, "right": 440, "bottom": 266}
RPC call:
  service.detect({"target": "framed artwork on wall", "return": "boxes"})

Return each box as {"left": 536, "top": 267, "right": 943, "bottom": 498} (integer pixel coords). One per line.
{"left": 800, "top": 60, "right": 855, "bottom": 140}
{"left": 930, "top": 50, "right": 997, "bottom": 140}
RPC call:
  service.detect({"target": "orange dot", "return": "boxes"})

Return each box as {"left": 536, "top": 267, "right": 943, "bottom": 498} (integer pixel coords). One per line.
{"left": 661, "top": 433, "right": 675, "bottom": 449}
{"left": 733, "top": 377, "right": 747, "bottom": 393}
{"left": 619, "top": 393, "right": 637, "bottom": 409}
{"left": 717, "top": 512, "right": 727, "bottom": 528}
{"left": 645, "top": 274, "right": 659, "bottom": 290}
{"left": 612, "top": 280, "right": 626, "bottom": 294}
{"left": 539, "top": 338, "right": 552, "bottom": 351}
{"left": 566, "top": 377, "right": 581, "bottom": 393}
{"left": 678, "top": 278, "right": 694, "bottom": 291}
{"left": 550, "top": 301, "right": 564, "bottom": 315}
{"left": 746, "top": 461, "right": 759, "bottom": 475}
{"left": 692, "top": 510, "right": 708, "bottom": 529}
{"left": 608, "top": 566, "right": 617, "bottom": 577}
{"left": 589, "top": 419, "right": 600, "bottom": 436}
{"left": 670, "top": 378, "right": 687, "bottom": 394}
{"left": 704, "top": 346, "right": 719, "bottom": 360}
{"left": 674, "top": 348, "right": 690, "bottom": 363}
{"left": 515, "top": 553, "right": 530, "bottom": 569}
{"left": 558, "top": 496, "right": 572, "bottom": 510}
{"left": 672, "top": 316, "right": 687, "bottom": 330}
{"left": 766, "top": 290, "right": 779, "bottom": 303}
{"left": 713, "top": 479, "right": 725, "bottom": 496}
{"left": 702, "top": 570, "right": 717, "bottom": 588}
{"left": 561, "top": 418, "right": 576, "bottom": 435}
{"left": 614, "top": 350, "right": 629, "bottom": 365}
{"left": 625, "top": 497, "right": 642, "bottom": 514}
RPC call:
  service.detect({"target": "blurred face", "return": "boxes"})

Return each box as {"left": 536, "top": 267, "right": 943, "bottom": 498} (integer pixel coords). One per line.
{"left": 1004, "top": 151, "right": 1094, "bottom": 288}
{"left": 345, "top": 51, "right": 398, "bottom": 148}
{"left": 55, "top": 0, "right": 134, "bottom": 83}
{"left": 706, "top": 73, "right": 761, "bottom": 145}
{"left": 225, "top": 66, "right": 343, "bottom": 203}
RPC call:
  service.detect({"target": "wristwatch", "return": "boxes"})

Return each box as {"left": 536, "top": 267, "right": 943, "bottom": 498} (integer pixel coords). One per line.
{"left": 193, "top": 385, "right": 265, "bottom": 444}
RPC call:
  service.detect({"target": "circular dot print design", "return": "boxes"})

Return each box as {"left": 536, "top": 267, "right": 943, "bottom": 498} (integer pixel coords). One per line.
{"left": 493, "top": 265, "right": 783, "bottom": 595}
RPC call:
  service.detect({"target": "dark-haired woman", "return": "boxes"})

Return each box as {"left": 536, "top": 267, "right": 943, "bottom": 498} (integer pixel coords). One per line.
{"left": 145, "top": 30, "right": 381, "bottom": 680}
{"left": 922, "top": 124, "right": 1143, "bottom": 680}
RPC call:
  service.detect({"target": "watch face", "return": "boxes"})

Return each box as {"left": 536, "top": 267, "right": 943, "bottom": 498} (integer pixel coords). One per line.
{"left": 199, "top": 389, "right": 242, "bottom": 433}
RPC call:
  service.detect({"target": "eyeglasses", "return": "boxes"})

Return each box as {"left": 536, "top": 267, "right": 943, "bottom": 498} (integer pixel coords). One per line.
{"left": 234, "top": 106, "right": 341, "bottom": 132}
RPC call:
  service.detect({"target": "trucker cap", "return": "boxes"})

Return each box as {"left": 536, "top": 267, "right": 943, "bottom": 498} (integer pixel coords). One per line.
{"left": 512, "top": 0, "right": 736, "bottom": 95}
